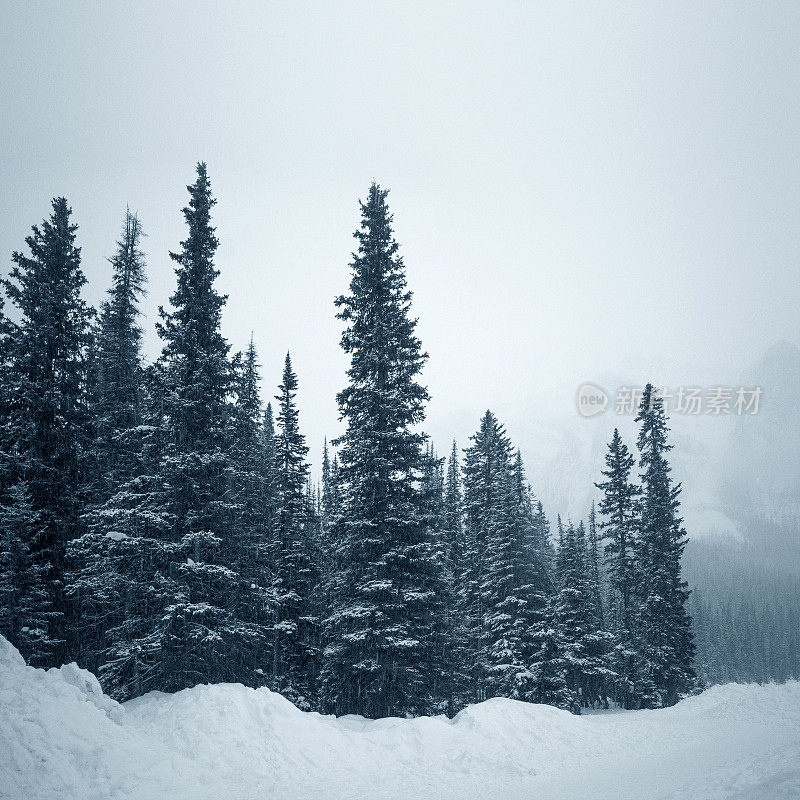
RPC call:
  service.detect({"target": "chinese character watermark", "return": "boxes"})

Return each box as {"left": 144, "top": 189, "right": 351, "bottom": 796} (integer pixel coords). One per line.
{"left": 576, "top": 384, "right": 762, "bottom": 417}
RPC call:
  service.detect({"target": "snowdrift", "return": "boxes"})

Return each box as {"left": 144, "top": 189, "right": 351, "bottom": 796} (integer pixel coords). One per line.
{"left": 1, "top": 636, "right": 799, "bottom": 800}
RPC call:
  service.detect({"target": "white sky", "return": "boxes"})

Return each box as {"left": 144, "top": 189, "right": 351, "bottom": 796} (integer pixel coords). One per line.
{"left": 2, "top": 1, "right": 798, "bottom": 474}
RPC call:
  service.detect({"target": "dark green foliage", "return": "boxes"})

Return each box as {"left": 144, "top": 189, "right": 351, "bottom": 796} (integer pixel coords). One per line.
{"left": 3, "top": 197, "right": 94, "bottom": 664}
{"left": 0, "top": 483, "right": 56, "bottom": 662}
{"left": 461, "top": 412, "right": 557, "bottom": 705}
{"left": 0, "top": 174, "right": 720, "bottom": 720}
{"left": 321, "top": 184, "right": 437, "bottom": 718}
{"left": 68, "top": 210, "right": 148, "bottom": 672}
{"left": 595, "top": 427, "right": 651, "bottom": 708}
{"left": 438, "top": 441, "right": 472, "bottom": 714}
{"left": 272, "top": 352, "right": 320, "bottom": 708}
{"left": 554, "top": 521, "right": 613, "bottom": 710}
{"left": 634, "top": 384, "right": 696, "bottom": 706}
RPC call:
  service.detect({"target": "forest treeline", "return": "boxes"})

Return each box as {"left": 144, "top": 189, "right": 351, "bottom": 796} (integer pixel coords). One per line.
{"left": 2, "top": 164, "right": 700, "bottom": 717}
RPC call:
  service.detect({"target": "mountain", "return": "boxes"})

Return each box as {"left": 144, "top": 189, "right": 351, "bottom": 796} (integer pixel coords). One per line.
{"left": 514, "top": 342, "right": 800, "bottom": 561}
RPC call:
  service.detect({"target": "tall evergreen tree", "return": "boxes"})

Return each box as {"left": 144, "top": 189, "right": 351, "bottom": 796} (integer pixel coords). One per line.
{"left": 508, "top": 449, "right": 566, "bottom": 705}
{"left": 443, "top": 441, "right": 464, "bottom": 574}
{"left": 461, "top": 410, "right": 511, "bottom": 701}
{"left": 320, "top": 438, "right": 338, "bottom": 523}
{"left": 635, "top": 384, "right": 695, "bottom": 706}
{"left": 68, "top": 210, "right": 148, "bottom": 671}
{"left": 151, "top": 162, "right": 263, "bottom": 690}
{"left": 227, "top": 337, "right": 273, "bottom": 684}
{"left": 439, "top": 440, "right": 471, "bottom": 714}
{"left": 586, "top": 503, "right": 605, "bottom": 627}
{"left": 595, "top": 427, "right": 649, "bottom": 708}
{"left": 596, "top": 429, "right": 639, "bottom": 631}
{"left": 532, "top": 499, "right": 555, "bottom": 576}
{"left": 554, "top": 521, "right": 613, "bottom": 711}
{"left": 461, "top": 412, "right": 552, "bottom": 703}
{"left": 321, "top": 184, "right": 436, "bottom": 718}
{"left": 72, "top": 165, "right": 262, "bottom": 699}
{"left": 272, "top": 352, "right": 320, "bottom": 707}
{"left": 92, "top": 209, "right": 147, "bottom": 491}
{"left": 3, "top": 197, "right": 94, "bottom": 664}
{"left": 418, "top": 446, "right": 453, "bottom": 713}
{"left": 318, "top": 439, "right": 341, "bottom": 634}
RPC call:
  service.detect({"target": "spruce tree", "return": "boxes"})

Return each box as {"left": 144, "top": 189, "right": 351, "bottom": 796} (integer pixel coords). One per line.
{"left": 321, "top": 184, "right": 436, "bottom": 718}
{"left": 92, "top": 209, "right": 147, "bottom": 491}
{"left": 75, "top": 165, "right": 261, "bottom": 698}
{"left": 596, "top": 429, "right": 639, "bottom": 631}
{"left": 272, "top": 352, "right": 319, "bottom": 707}
{"left": 227, "top": 338, "right": 273, "bottom": 684}
{"left": 461, "top": 410, "right": 511, "bottom": 701}
{"left": 595, "top": 427, "right": 650, "bottom": 708}
{"left": 3, "top": 197, "right": 94, "bottom": 664}
{"left": 418, "top": 446, "right": 453, "bottom": 713}
{"left": 320, "top": 438, "right": 339, "bottom": 523}
{"left": 462, "top": 412, "right": 552, "bottom": 703}
{"left": 443, "top": 441, "right": 464, "bottom": 573}
{"left": 439, "top": 440, "right": 471, "bottom": 714}
{"left": 481, "top": 454, "right": 536, "bottom": 699}
{"left": 635, "top": 384, "right": 695, "bottom": 705}
{"left": 152, "top": 162, "right": 262, "bottom": 690}
{"left": 318, "top": 439, "right": 341, "bottom": 634}
{"left": 554, "top": 521, "right": 614, "bottom": 710}
{"left": 587, "top": 502, "right": 605, "bottom": 627}
{"left": 68, "top": 209, "right": 148, "bottom": 671}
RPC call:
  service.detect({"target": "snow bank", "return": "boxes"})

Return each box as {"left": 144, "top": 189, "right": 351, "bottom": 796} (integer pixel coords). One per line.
{"left": 1, "top": 636, "right": 799, "bottom": 800}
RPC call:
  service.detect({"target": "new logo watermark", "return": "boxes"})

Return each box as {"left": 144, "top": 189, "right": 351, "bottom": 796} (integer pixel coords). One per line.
{"left": 576, "top": 383, "right": 609, "bottom": 417}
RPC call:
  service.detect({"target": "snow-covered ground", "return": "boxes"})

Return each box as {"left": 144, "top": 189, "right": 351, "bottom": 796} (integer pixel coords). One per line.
{"left": 1, "top": 636, "right": 798, "bottom": 800}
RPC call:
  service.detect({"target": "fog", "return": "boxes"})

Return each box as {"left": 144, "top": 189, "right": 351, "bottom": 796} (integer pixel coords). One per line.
{"left": 2, "top": 1, "right": 798, "bottom": 478}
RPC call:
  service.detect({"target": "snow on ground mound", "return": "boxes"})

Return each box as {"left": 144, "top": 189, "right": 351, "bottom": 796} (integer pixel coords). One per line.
{"left": 1, "top": 637, "right": 799, "bottom": 800}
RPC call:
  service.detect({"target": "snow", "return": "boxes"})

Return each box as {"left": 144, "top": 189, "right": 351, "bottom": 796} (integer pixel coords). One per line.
{"left": 1, "top": 636, "right": 799, "bottom": 800}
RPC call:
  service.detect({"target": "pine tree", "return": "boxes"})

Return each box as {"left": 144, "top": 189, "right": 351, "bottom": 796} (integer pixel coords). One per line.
{"left": 272, "top": 352, "right": 320, "bottom": 708}
{"left": 595, "top": 427, "right": 650, "bottom": 708}
{"left": 461, "top": 410, "right": 511, "bottom": 701}
{"left": 443, "top": 441, "right": 463, "bottom": 564}
{"left": 321, "top": 184, "right": 436, "bottom": 718}
{"left": 418, "top": 446, "right": 453, "bottom": 713}
{"left": 73, "top": 165, "right": 261, "bottom": 699}
{"left": 68, "top": 210, "right": 148, "bottom": 671}
{"left": 318, "top": 439, "right": 341, "bottom": 632}
{"left": 439, "top": 440, "right": 471, "bottom": 714}
{"left": 461, "top": 412, "right": 552, "bottom": 703}
{"left": 3, "top": 197, "right": 94, "bottom": 664}
{"left": 261, "top": 402, "right": 279, "bottom": 550}
{"left": 587, "top": 503, "right": 605, "bottom": 627}
{"left": 227, "top": 337, "right": 273, "bottom": 684}
{"left": 482, "top": 454, "right": 536, "bottom": 699}
{"left": 151, "top": 162, "right": 263, "bottom": 691}
{"left": 554, "top": 521, "right": 613, "bottom": 711}
{"left": 596, "top": 429, "right": 639, "bottom": 631}
{"left": 320, "top": 438, "right": 339, "bottom": 523}
{"left": 635, "top": 384, "right": 695, "bottom": 706}
{"left": 92, "top": 209, "right": 147, "bottom": 490}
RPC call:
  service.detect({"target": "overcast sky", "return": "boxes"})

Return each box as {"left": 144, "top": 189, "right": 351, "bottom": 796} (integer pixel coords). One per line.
{"left": 2, "top": 1, "right": 798, "bottom": 470}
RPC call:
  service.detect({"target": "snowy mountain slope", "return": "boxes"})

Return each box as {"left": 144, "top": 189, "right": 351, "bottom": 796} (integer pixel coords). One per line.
{"left": 512, "top": 342, "right": 800, "bottom": 551}
{"left": 2, "top": 636, "right": 799, "bottom": 800}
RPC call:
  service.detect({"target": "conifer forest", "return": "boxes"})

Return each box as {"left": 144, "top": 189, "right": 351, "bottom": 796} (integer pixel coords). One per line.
{"left": 2, "top": 164, "right": 709, "bottom": 717}
{"left": 3, "top": 6, "right": 800, "bottom": 798}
